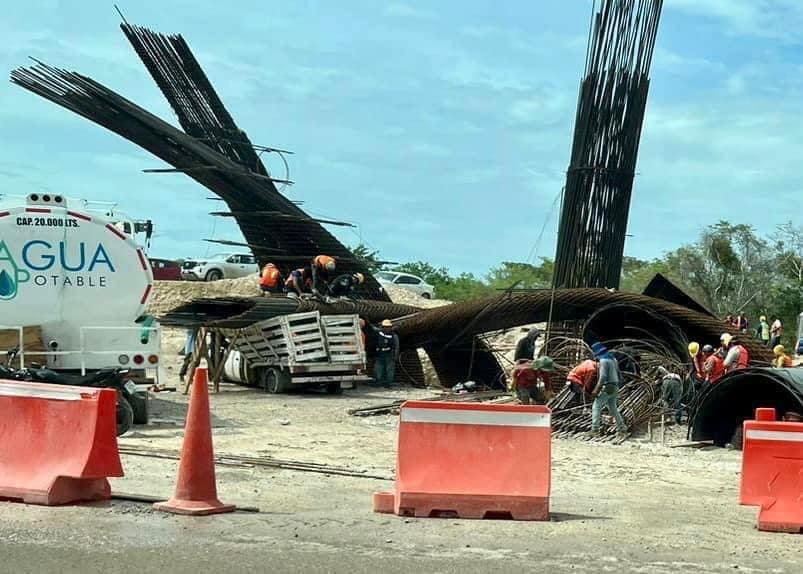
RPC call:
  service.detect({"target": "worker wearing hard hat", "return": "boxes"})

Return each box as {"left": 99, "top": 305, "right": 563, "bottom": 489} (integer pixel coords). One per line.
{"left": 688, "top": 342, "right": 705, "bottom": 385}
{"left": 721, "top": 333, "right": 749, "bottom": 373}
{"left": 310, "top": 255, "right": 336, "bottom": 297}
{"left": 258, "top": 262, "right": 283, "bottom": 295}
{"left": 328, "top": 272, "right": 365, "bottom": 298}
{"left": 773, "top": 344, "right": 794, "bottom": 368}
{"left": 372, "top": 319, "right": 399, "bottom": 388}
{"left": 702, "top": 344, "right": 726, "bottom": 385}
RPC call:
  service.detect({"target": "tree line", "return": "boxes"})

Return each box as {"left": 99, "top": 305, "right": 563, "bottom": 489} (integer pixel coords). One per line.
{"left": 353, "top": 220, "right": 803, "bottom": 346}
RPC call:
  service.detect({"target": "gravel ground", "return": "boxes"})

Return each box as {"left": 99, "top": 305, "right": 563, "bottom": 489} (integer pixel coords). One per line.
{"left": 1, "top": 358, "right": 802, "bottom": 573}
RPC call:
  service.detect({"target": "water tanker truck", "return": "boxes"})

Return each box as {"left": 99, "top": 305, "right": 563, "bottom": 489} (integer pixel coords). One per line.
{"left": 0, "top": 193, "right": 160, "bottom": 422}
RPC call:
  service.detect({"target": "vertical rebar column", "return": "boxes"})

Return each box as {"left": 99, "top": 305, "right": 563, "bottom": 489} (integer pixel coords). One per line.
{"left": 553, "top": 0, "right": 663, "bottom": 289}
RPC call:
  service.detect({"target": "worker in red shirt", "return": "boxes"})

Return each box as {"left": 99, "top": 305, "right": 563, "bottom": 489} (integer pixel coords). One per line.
{"left": 511, "top": 356, "right": 555, "bottom": 405}
{"left": 721, "top": 333, "right": 749, "bottom": 373}
{"left": 688, "top": 342, "right": 705, "bottom": 382}
{"left": 565, "top": 358, "right": 598, "bottom": 397}
{"left": 310, "top": 255, "right": 336, "bottom": 296}
{"left": 702, "top": 345, "right": 725, "bottom": 385}
{"left": 258, "top": 262, "right": 283, "bottom": 295}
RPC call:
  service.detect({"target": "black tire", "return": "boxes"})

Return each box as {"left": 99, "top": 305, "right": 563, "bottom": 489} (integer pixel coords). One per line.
{"left": 421, "top": 292, "right": 432, "bottom": 300}
{"left": 116, "top": 395, "right": 134, "bottom": 436}
{"left": 326, "top": 382, "right": 343, "bottom": 395}
{"left": 128, "top": 391, "right": 149, "bottom": 424}
{"left": 206, "top": 269, "right": 223, "bottom": 282}
{"left": 262, "top": 368, "right": 290, "bottom": 394}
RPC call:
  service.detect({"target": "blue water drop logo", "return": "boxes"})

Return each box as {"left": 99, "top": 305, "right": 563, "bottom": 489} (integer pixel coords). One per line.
{"left": 0, "top": 269, "right": 14, "bottom": 298}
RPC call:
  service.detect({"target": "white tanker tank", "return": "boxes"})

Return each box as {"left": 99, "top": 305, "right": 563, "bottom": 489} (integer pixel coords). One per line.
{"left": 0, "top": 193, "right": 160, "bottom": 380}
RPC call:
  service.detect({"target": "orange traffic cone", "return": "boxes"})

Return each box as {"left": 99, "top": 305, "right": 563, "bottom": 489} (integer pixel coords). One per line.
{"left": 154, "top": 367, "right": 235, "bottom": 516}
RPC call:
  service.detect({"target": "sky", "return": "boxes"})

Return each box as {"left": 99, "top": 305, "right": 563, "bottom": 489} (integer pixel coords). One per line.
{"left": 1, "top": 1, "right": 802, "bottom": 275}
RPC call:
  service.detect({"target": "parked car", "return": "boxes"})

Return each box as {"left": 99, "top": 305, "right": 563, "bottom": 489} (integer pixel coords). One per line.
{"left": 148, "top": 258, "right": 182, "bottom": 281}
{"left": 181, "top": 253, "right": 259, "bottom": 281}
{"left": 375, "top": 271, "right": 435, "bottom": 299}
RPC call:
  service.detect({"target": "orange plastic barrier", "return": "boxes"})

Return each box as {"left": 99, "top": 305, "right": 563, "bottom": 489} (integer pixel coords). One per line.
{"left": 0, "top": 380, "right": 123, "bottom": 505}
{"left": 740, "top": 407, "right": 803, "bottom": 533}
{"left": 155, "top": 367, "right": 234, "bottom": 516}
{"left": 373, "top": 400, "right": 551, "bottom": 520}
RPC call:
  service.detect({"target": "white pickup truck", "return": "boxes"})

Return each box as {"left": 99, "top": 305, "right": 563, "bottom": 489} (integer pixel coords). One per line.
{"left": 222, "top": 311, "right": 369, "bottom": 393}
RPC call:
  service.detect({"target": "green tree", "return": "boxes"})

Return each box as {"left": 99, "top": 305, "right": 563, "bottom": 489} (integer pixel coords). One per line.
{"left": 665, "top": 221, "right": 776, "bottom": 317}
{"left": 351, "top": 243, "right": 384, "bottom": 272}
{"left": 486, "top": 259, "right": 553, "bottom": 291}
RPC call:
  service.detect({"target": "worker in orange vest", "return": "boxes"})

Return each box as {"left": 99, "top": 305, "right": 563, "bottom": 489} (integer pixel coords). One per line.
{"left": 310, "top": 255, "right": 336, "bottom": 296}
{"left": 773, "top": 344, "right": 794, "bottom": 368}
{"left": 702, "top": 345, "right": 726, "bottom": 385}
{"left": 259, "top": 263, "right": 283, "bottom": 295}
{"left": 565, "top": 358, "right": 598, "bottom": 397}
{"left": 721, "top": 333, "right": 749, "bottom": 373}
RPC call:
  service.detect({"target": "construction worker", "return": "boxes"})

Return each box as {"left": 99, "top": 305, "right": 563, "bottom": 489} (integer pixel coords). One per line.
{"left": 721, "top": 333, "right": 749, "bottom": 373}
{"left": 758, "top": 315, "right": 771, "bottom": 346}
{"left": 329, "top": 272, "right": 364, "bottom": 298}
{"left": 565, "top": 357, "right": 598, "bottom": 397}
{"left": 311, "top": 255, "right": 336, "bottom": 296}
{"left": 258, "top": 262, "right": 283, "bottom": 295}
{"left": 702, "top": 344, "right": 726, "bottom": 385}
{"left": 511, "top": 356, "right": 555, "bottom": 405}
{"left": 773, "top": 344, "right": 794, "bottom": 368}
{"left": 658, "top": 366, "right": 683, "bottom": 424}
{"left": 373, "top": 319, "right": 399, "bottom": 388}
{"left": 688, "top": 341, "right": 705, "bottom": 388}
{"left": 514, "top": 327, "right": 541, "bottom": 361}
{"left": 285, "top": 268, "right": 311, "bottom": 297}
{"left": 770, "top": 316, "right": 783, "bottom": 349}
{"left": 589, "top": 342, "right": 627, "bottom": 438}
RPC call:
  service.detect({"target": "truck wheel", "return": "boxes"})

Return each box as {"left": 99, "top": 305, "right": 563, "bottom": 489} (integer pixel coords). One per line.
{"left": 263, "top": 368, "right": 290, "bottom": 394}
{"left": 116, "top": 395, "right": 134, "bottom": 436}
{"left": 421, "top": 292, "right": 432, "bottom": 299}
{"left": 206, "top": 269, "right": 223, "bottom": 282}
{"left": 325, "top": 382, "right": 343, "bottom": 395}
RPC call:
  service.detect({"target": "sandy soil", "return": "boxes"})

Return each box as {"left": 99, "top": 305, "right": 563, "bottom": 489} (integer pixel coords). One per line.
{"left": 1, "top": 353, "right": 801, "bottom": 573}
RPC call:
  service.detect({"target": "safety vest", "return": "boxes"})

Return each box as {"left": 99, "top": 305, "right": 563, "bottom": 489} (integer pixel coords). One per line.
{"left": 706, "top": 355, "right": 726, "bottom": 384}
{"left": 775, "top": 355, "right": 794, "bottom": 368}
{"left": 313, "top": 255, "right": 335, "bottom": 269}
{"left": 734, "top": 345, "right": 750, "bottom": 370}
{"left": 260, "top": 265, "right": 281, "bottom": 288}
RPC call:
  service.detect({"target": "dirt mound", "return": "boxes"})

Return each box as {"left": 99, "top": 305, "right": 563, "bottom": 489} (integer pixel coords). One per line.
{"left": 148, "top": 276, "right": 261, "bottom": 316}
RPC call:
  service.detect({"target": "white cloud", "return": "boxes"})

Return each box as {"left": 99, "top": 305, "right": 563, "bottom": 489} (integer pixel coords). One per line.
{"left": 385, "top": 3, "right": 436, "bottom": 20}
{"left": 667, "top": 0, "right": 803, "bottom": 40}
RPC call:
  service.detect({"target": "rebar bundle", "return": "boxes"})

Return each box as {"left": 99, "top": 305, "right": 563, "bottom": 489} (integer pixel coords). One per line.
{"left": 10, "top": 28, "right": 387, "bottom": 302}
{"left": 553, "top": 0, "right": 663, "bottom": 289}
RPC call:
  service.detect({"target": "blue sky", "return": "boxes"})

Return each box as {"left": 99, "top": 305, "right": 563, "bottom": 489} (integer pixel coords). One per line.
{"left": 1, "top": 1, "right": 802, "bottom": 275}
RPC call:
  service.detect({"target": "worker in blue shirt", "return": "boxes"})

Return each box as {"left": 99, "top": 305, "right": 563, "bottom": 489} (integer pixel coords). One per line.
{"left": 590, "top": 342, "right": 627, "bottom": 439}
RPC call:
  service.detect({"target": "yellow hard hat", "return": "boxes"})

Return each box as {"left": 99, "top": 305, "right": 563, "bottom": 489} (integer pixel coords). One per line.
{"left": 720, "top": 333, "right": 733, "bottom": 346}
{"left": 774, "top": 344, "right": 785, "bottom": 357}
{"left": 688, "top": 342, "right": 699, "bottom": 357}
{"left": 760, "top": 315, "right": 767, "bottom": 322}
{"left": 355, "top": 272, "right": 365, "bottom": 284}
{"left": 381, "top": 319, "right": 393, "bottom": 327}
